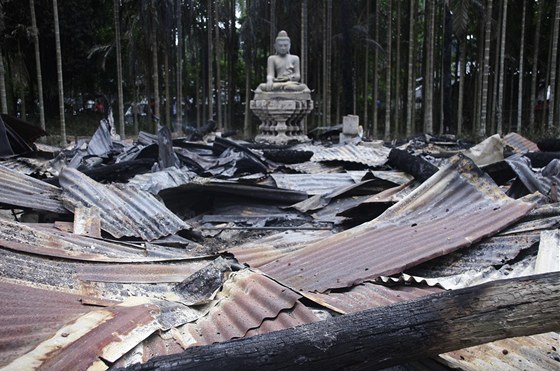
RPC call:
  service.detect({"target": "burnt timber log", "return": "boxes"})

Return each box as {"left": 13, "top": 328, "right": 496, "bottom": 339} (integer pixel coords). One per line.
{"left": 387, "top": 148, "right": 439, "bottom": 182}
{"left": 122, "top": 272, "right": 560, "bottom": 370}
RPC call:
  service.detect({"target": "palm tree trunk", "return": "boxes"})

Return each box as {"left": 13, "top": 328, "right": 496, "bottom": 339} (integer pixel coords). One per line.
{"left": 322, "top": 0, "right": 332, "bottom": 126}
{"left": 457, "top": 37, "right": 466, "bottom": 136}
{"left": 423, "top": 0, "right": 435, "bottom": 134}
{"left": 530, "top": 1, "right": 543, "bottom": 132}
{"left": 164, "top": 52, "right": 171, "bottom": 127}
{"left": 490, "top": 0, "right": 503, "bottom": 134}
{"left": 479, "top": 0, "right": 493, "bottom": 137}
{"left": 363, "top": 0, "right": 369, "bottom": 129}
{"left": 206, "top": 0, "right": 214, "bottom": 123}
{"left": 176, "top": 0, "right": 183, "bottom": 131}
{"left": 214, "top": 3, "right": 222, "bottom": 130}
{"left": 406, "top": 0, "right": 416, "bottom": 138}
{"left": 548, "top": 0, "right": 560, "bottom": 129}
{"left": 372, "top": 0, "right": 379, "bottom": 137}
{"left": 496, "top": 0, "right": 508, "bottom": 134}
{"left": 53, "top": 0, "right": 66, "bottom": 144}
{"left": 150, "top": 0, "right": 160, "bottom": 132}
{"left": 384, "top": 0, "right": 392, "bottom": 140}
{"left": 30, "top": 0, "right": 45, "bottom": 129}
{"left": 443, "top": 3, "right": 453, "bottom": 134}
{"left": 114, "top": 0, "right": 125, "bottom": 138}
{"left": 301, "top": 0, "right": 308, "bottom": 133}
{"left": 394, "top": 0, "right": 401, "bottom": 137}
{"left": 0, "top": 48, "right": 7, "bottom": 115}
{"left": 517, "top": 0, "right": 526, "bottom": 133}
{"left": 270, "top": 0, "right": 276, "bottom": 54}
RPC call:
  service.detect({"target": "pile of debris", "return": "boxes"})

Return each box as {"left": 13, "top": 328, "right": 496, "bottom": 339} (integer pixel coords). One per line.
{"left": 0, "top": 115, "right": 558, "bottom": 370}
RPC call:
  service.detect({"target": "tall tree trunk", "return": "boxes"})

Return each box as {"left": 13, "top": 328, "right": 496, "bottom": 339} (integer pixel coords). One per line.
{"left": 474, "top": 16, "right": 485, "bottom": 134}
{"left": 176, "top": 0, "right": 183, "bottom": 132}
{"left": 517, "top": 0, "right": 526, "bottom": 133}
{"left": 270, "top": 0, "right": 276, "bottom": 54}
{"left": 206, "top": 0, "right": 214, "bottom": 123}
{"left": 406, "top": 0, "right": 416, "bottom": 138}
{"left": 164, "top": 52, "right": 171, "bottom": 127}
{"left": 384, "top": 0, "right": 392, "bottom": 139}
{"left": 394, "top": 0, "right": 401, "bottom": 136}
{"left": 490, "top": 0, "right": 503, "bottom": 134}
{"left": 341, "top": 0, "right": 353, "bottom": 116}
{"left": 372, "top": 0, "right": 379, "bottom": 137}
{"left": 479, "top": 0, "right": 493, "bottom": 137}
{"left": 0, "top": 47, "right": 7, "bottom": 115}
{"left": 548, "top": 0, "right": 560, "bottom": 129}
{"left": 457, "top": 37, "right": 466, "bottom": 136}
{"left": 443, "top": 3, "right": 453, "bottom": 133}
{"left": 363, "top": 0, "right": 369, "bottom": 131}
{"left": 30, "top": 0, "right": 45, "bottom": 130}
{"left": 53, "top": 0, "right": 66, "bottom": 144}
{"left": 496, "top": 0, "right": 508, "bottom": 134}
{"left": 214, "top": 3, "right": 222, "bottom": 130}
{"left": 530, "top": 1, "right": 543, "bottom": 132}
{"left": 114, "top": 0, "right": 125, "bottom": 138}
{"left": 227, "top": 0, "right": 235, "bottom": 131}
{"left": 150, "top": 0, "right": 160, "bottom": 132}
{"left": 322, "top": 0, "right": 332, "bottom": 126}
{"left": 423, "top": 0, "right": 435, "bottom": 134}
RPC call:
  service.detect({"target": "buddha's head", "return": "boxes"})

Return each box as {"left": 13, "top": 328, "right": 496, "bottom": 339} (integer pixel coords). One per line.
{"left": 275, "top": 30, "right": 291, "bottom": 55}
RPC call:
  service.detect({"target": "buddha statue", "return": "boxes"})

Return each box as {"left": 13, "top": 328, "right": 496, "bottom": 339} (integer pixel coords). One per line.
{"left": 255, "top": 30, "right": 310, "bottom": 93}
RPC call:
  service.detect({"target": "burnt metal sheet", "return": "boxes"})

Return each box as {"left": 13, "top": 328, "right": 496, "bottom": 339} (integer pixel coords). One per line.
{"left": 227, "top": 229, "right": 333, "bottom": 268}
{"left": 503, "top": 132, "right": 540, "bottom": 153}
{"left": 127, "top": 167, "right": 197, "bottom": 194}
{"left": 59, "top": 168, "right": 190, "bottom": 241}
{"left": 304, "top": 282, "right": 442, "bottom": 314}
{"left": 0, "top": 219, "right": 201, "bottom": 262}
{"left": 506, "top": 154, "right": 560, "bottom": 198}
{"left": 0, "top": 281, "right": 95, "bottom": 367}
{"left": 460, "top": 134, "right": 504, "bottom": 167}
{"left": 282, "top": 161, "right": 345, "bottom": 174}
{"left": 177, "top": 269, "right": 318, "bottom": 347}
{"left": 0, "top": 157, "right": 50, "bottom": 176}
{"left": 271, "top": 173, "right": 357, "bottom": 195}
{"left": 308, "top": 144, "right": 390, "bottom": 167}
{"left": 258, "top": 155, "right": 535, "bottom": 292}
{"left": 0, "top": 164, "right": 67, "bottom": 214}
{"left": 6, "top": 303, "right": 161, "bottom": 371}
{"left": 535, "top": 230, "right": 560, "bottom": 273}
{"left": 87, "top": 119, "right": 113, "bottom": 157}
{"left": 439, "top": 332, "right": 559, "bottom": 371}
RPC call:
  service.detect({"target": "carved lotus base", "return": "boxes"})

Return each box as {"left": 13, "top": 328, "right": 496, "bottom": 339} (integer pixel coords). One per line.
{"left": 250, "top": 97, "right": 313, "bottom": 145}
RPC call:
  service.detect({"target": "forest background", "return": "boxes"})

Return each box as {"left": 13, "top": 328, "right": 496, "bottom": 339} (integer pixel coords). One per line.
{"left": 0, "top": 0, "right": 559, "bottom": 145}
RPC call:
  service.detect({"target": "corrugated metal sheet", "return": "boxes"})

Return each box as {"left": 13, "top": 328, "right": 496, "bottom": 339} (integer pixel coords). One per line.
{"left": 177, "top": 269, "right": 318, "bottom": 347}
{"left": 503, "top": 132, "right": 540, "bottom": 153}
{"left": 304, "top": 282, "right": 442, "bottom": 314}
{"left": 271, "top": 173, "right": 357, "bottom": 195}
{"left": 59, "top": 168, "right": 189, "bottom": 241}
{"left": 256, "top": 155, "right": 535, "bottom": 292}
{"left": 535, "top": 230, "right": 560, "bottom": 273}
{"left": 439, "top": 332, "right": 559, "bottom": 370}
{"left": 0, "top": 164, "right": 67, "bottom": 214}
{"left": 0, "top": 219, "right": 201, "bottom": 262}
{"left": 0, "top": 281, "right": 95, "bottom": 366}
{"left": 0, "top": 157, "right": 50, "bottom": 175}
{"left": 128, "top": 167, "right": 197, "bottom": 194}
{"left": 304, "top": 144, "right": 390, "bottom": 167}
{"left": 282, "top": 161, "right": 345, "bottom": 174}
{"left": 227, "top": 229, "right": 333, "bottom": 268}
{"left": 6, "top": 303, "right": 161, "bottom": 371}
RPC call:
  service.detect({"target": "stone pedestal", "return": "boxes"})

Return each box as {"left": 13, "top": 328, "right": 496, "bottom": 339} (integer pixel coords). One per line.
{"left": 339, "top": 114, "right": 363, "bottom": 144}
{"left": 250, "top": 91, "right": 313, "bottom": 144}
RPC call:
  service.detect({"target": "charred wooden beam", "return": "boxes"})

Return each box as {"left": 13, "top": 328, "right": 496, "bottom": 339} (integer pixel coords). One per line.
{"left": 122, "top": 272, "right": 560, "bottom": 371}
{"left": 387, "top": 148, "right": 439, "bottom": 182}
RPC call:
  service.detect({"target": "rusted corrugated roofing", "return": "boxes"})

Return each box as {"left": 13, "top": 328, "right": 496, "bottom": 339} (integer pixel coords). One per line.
{"left": 301, "top": 143, "right": 390, "bottom": 167}
{"left": 0, "top": 281, "right": 95, "bottom": 366}
{"left": 439, "top": 332, "right": 559, "bottom": 370}
{"left": 176, "top": 269, "right": 318, "bottom": 347}
{"left": 0, "top": 164, "right": 67, "bottom": 214}
{"left": 59, "top": 168, "right": 190, "bottom": 241}
{"left": 6, "top": 302, "right": 161, "bottom": 371}
{"left": 503, "top": 132, "right": 540, "bottom": 153}
{"left": 304, "top": 282, "right": 442, "bottom": 314}
{"left": 256, "top": 155, "right": 535, "bottom": 292}
{"left": 0, "top": 219, "right": 200, "bottom": 262}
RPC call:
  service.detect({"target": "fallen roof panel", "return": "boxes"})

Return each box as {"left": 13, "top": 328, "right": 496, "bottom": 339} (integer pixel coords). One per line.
{"left": 502, "top": 132, "right": 540, "bottom": 153}
{"left": 304, "top": 282, "right": 442, "bottom": 314}
{"left": 0, "top": 164, "right": 67, "bottom": 214}
{"left": 0, "top": 281, "right": 95, "bottom": 367}
{"left": 308, "top": 144, "right": 390, "bottom": 167}
{"left": 59, "top": 168, "right": 190, "bottom": 241}
{"left": 176, "top": 269, "right": 318, "bottom": 347}
{"left": 257, "top": 155, "right": 535, "bottom": 292}
{"left": 270, "top": 173, "right": 357, "bottom": 195}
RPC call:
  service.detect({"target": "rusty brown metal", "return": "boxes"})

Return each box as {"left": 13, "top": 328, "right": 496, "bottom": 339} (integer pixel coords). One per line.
{"left": 303, "top": 283, "right": 442, "bottom": 314}
{"left": 502, "top": 132, "right": 540, "bottom": 153}
{"left": 257, "top": 156, "right": 535, "bottom": 292}
{"left": 180, "top": 269, "right": 318, "bottom": 347}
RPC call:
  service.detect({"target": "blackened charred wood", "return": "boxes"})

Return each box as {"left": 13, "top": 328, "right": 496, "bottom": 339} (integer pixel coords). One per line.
{"left": 387, "top": 148, "right": 439, "bottom": 182}
{"left": 121, "top": 272, "right": 560, "bottom": 371}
